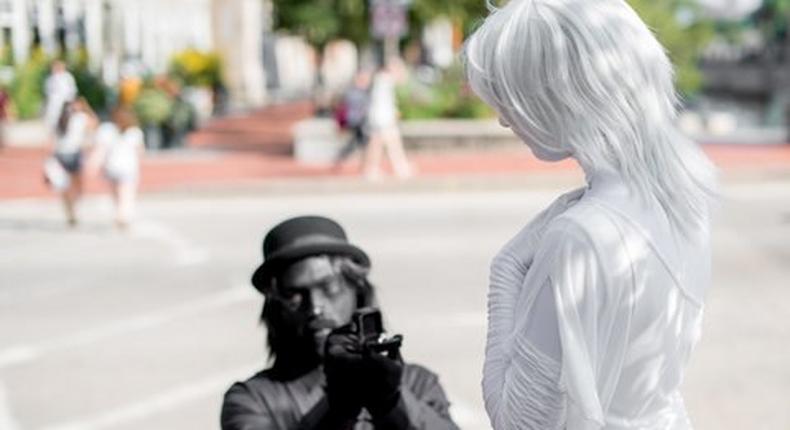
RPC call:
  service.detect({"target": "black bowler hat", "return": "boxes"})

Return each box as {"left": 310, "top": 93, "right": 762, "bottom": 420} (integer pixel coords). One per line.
{"left": 251, "top": 216, "right": 370, "bottom": 293}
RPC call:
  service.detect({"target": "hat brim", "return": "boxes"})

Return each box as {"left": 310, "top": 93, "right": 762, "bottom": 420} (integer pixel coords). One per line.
{"left": 251, "top": 242, "right": 370, "bottom": 294}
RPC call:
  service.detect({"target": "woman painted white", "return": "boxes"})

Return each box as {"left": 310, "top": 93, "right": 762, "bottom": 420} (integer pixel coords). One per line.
{"left": 464, "top": 1, "right": 718, "bottom": 429}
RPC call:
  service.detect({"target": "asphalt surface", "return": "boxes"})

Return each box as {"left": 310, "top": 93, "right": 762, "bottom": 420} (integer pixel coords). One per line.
{"left": 1, "top": 176, "right": 789, "bottom": 430}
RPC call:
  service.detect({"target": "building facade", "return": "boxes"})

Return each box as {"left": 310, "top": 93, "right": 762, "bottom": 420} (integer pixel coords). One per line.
{"left": 0, "top": 0, "right": 268, "bottom": 107}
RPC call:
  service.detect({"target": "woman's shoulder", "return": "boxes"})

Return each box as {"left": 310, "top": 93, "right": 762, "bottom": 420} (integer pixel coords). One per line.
{"left": 542, "top": 199, "right": 635, "bottom": 261}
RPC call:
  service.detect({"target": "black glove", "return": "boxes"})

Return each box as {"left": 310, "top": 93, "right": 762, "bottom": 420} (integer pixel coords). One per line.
{"left": 361, "top": 343, "right": 404, "bottom": 417}
{"left": 323, "top": 326, "right": 365, "bottom": 421}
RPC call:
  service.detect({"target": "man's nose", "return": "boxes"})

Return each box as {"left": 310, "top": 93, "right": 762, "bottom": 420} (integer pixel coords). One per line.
{"left": 309, "top": 289, "right": 329, "bottom": 315}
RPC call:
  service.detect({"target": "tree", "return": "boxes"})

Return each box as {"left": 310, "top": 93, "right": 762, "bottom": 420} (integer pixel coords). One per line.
{"left": 627, "top": 0, "right": 714, "bottom": 95}
{"left": 273, "top": 0, "right": 712, "bottom": 94}
{"left": 755, "top": 0, "right": 790, "bottom": 54}
{"left": 272, "top": 0, "right": 369, "bottom": 49}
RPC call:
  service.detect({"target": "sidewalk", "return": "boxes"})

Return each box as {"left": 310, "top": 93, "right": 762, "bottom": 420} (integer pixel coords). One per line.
{"left": 2, "top": 102, "right": 789, "bottom": 200}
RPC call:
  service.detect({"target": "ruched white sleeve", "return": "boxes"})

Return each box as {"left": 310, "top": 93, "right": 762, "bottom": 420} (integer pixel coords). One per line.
{"left": 484, "top": 216, "right": 610, "bottom": 430}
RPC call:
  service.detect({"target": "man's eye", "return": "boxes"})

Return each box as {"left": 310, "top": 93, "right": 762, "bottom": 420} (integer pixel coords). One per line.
{"left": 280, "top": 290, "right": 302, "bottom": 302}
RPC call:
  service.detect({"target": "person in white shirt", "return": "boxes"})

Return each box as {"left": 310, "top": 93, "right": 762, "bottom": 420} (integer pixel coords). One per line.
{"left": 51, "top": 98, "right": 96, "bottom": 226}
{"left": 463, "top": 1, "right": 719, "bottom": 429}
{"left": 92, "top": 107, "right": 145, "bottom": 229}
{"left": 44, "top": 60, "right": 78, "bottom": 131}
{"left": 362, "top": 58, "right": 413, "bottom": 180}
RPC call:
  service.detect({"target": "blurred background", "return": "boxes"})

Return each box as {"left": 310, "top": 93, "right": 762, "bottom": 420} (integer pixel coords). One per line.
{"left": 1, "top": 0, "right": 789, "bottom": 429}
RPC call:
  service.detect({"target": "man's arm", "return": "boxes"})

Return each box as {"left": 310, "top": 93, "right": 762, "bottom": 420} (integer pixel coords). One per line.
{"left": 296, "top": 396, "right": 357, "bottom": 430}
{"left": 220, "top": 382, "right": 279, "bottom": 430}
{"left": 370, "top": 365, "right": 459, "bottom": 430}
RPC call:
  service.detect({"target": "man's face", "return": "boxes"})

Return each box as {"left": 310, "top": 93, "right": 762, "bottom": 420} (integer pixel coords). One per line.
{"left": 276, "top": 255, "right": 357, "bottom": 355}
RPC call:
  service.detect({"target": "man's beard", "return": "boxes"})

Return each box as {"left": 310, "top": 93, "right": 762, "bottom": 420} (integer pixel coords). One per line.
{"left": 263, "top": 301, "right": 335, "bottom": 380}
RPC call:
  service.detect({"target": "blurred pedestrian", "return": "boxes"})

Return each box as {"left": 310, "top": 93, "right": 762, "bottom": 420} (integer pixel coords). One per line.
{"left": 334, "top": 69, "right": 372, "bottom": 168}
{"left": 465, "top": 0, "right": 718, "bottom": 428}
{"left": 43, "top": 60, "right": 78, "bottom": 131}
{"left": 47, "top": 98, "right": 97, "bottom": 227}
{"left": 90, "top": 107, "right": 145, "bottom": 229}
{"left": 221, "top": 216, "right": 459, "bottom": 430}
{"left": 362, "top": 59, "right": 413, "bottom": 180}
{"left": 0, "top": 83, "right": 11, "bottom": 149}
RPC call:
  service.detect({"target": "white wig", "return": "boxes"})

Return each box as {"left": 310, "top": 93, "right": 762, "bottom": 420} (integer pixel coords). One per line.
{"left": 464, "top": 0, "right": 718, "bottom": 235}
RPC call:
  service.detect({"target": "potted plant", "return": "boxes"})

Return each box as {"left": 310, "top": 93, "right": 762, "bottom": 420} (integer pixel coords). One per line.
{"left": 169, "top": 49, "right": 222, "bottom": 125}
{"left": 133, "top": 86, "right": 173, "bottom": 150}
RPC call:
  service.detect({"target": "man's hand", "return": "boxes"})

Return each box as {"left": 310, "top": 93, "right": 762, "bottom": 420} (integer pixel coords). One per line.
{"left": 323, "top": 326, "right": 365, "bottom": 420}
{"left": 362, "top": 345, "right": 404, "bottom": 417}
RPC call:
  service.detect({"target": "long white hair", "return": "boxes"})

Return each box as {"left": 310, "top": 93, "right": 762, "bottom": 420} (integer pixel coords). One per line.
{"left": 463, "top": 0, "right": 718, "bottom": 235}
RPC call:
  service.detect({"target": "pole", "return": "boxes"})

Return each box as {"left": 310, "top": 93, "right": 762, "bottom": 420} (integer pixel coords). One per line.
{"left": 384, "top": 36, "right": 399, "bottom": 61}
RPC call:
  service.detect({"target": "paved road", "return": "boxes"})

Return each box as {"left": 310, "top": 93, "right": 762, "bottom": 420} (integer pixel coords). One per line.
{"left": 1, "top": 178, "right": 789, "bottom": 430}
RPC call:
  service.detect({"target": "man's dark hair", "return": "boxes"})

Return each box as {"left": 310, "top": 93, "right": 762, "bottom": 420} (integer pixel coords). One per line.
{"left": 259, "top": 255, "right": 375, "bottom": 380}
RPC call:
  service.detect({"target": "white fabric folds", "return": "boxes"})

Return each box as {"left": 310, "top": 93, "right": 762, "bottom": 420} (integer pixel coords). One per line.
{"left": 483, "top": 174, "right": 710, "bottom": 430}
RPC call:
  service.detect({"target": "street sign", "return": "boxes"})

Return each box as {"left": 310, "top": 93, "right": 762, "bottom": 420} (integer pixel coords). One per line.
{"left": 370, "top": 0, "right": 409, "bottom": 40}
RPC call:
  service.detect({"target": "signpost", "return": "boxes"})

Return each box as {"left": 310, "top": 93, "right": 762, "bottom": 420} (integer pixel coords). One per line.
{"left": 370, "top": 0, "right": 410, "bottom": 60}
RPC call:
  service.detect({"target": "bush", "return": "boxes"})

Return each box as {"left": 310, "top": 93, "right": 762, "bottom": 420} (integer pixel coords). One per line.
{"left": 10, "top": 49, "right": 49, "bottom": 120}
{"left": 397, "top": 65, "right": 494, "bottom": 120}
{"left": 8, "top": 48, "right": 111, "bottom": 120}
{"left": 169, "top": 49, "right": 222, "bottom": 88}
{"left": 133, "top": 87, "right": 174, "bottom": 126}
{"left": 67, "top": 49, "right": 110, "bottom": 114}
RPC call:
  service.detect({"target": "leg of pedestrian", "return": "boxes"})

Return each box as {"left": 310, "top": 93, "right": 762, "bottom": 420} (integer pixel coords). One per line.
{"left": 383, "top": 128, "right": 413, "bottom": 179}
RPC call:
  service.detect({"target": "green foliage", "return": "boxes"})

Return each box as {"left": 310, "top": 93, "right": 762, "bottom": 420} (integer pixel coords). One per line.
{"left": 167, "top": 97, "right": 195, "bottom": 132}
{"left": 67, "top": 49, "right": 110, "bottom": 114}
{"left": 398, "top": 65, "right": 494, "bottom": 120}
{"left": 0, "top": 43, "right": 13, "bottom": 66}
{"left": 626, "top": 0, "right": 714, "bottom": 95}
{"left": 409, "top": 0, "right": 488, "bottom": 39}
{"left": 10, "top": 49, "right": 49, "bottom": 120}
{"left": 133, "top": 87, "right": 174, "bottom": 125}
{"left": 273, "top": 0, "right": 370, "bottom": 48}
{"left": 8, "top": 48, "right": 109, "bottom": 119}
{"left": 755, "top": 0, "right": 790, "bottom": 43}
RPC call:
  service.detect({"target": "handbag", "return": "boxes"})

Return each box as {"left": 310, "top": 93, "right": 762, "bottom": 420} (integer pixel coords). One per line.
{"left": 43, "top": 156, "right": 71, "bottom": 191}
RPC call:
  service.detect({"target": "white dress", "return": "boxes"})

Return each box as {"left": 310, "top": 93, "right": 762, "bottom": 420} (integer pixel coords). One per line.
{"left": 367, "top": 71, "right": 398, "bottom": 131}
{"left": 483, "top": 171, "right": 711, "bottom": 430}
{"left": 96, "top": 123, "right": 144, "bottom": 183}
{"left": 54, "top": 111, "right": 89, "bottom": 156}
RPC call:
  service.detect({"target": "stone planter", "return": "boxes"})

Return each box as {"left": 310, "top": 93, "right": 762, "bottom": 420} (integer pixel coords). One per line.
{"left": 143, "top": 125, "right": 164, "bottom": 150}
{"left": 293, "top": 118, "right": 345, "bottom": 164}
{"left": 183, "top": 86, "right": 214, "bottom": 126}
{"left": 400, "top": 119, "right": 520, "bottom": 152}
{"left": 1, "top": 120, "right": 51, "bottom": 148}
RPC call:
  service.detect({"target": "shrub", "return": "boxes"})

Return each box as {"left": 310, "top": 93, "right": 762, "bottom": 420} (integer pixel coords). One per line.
{"left": 67, "top": 49, "right": 110, "bottom": 114}
{"left": 10, "top": 49, "right": 49, "bottom": 120}
{"left": 169, "top": 49, "right": 222, "bottom": 88}
{"left": 133, "top": 87, "right": 174, "bottom": 126}
{"left": 397, "top": 65, "right": 494, "bottom": 120}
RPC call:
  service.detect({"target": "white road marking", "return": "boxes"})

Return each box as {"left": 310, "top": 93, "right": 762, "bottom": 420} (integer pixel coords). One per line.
{"left": 130, "top": 219, "right": 211, "bottom": 266}
{"left": 0, "top": 382, "right": 21, "bottom": 430}
{"left": 0, "top": 286, "right": 256, "bottom": 369}
{"left": 40, "top": 363, "right": 260, "bottom": 430}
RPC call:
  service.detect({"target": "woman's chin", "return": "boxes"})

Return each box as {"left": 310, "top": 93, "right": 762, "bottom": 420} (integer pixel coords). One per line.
{"left": 530, "top": 147, "right": 571, "bottom": 162}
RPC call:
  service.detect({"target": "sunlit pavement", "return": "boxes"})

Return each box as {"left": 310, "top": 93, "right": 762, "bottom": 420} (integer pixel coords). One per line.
{"left": 1, "top": 173, "right": 788, "bottom": 430}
